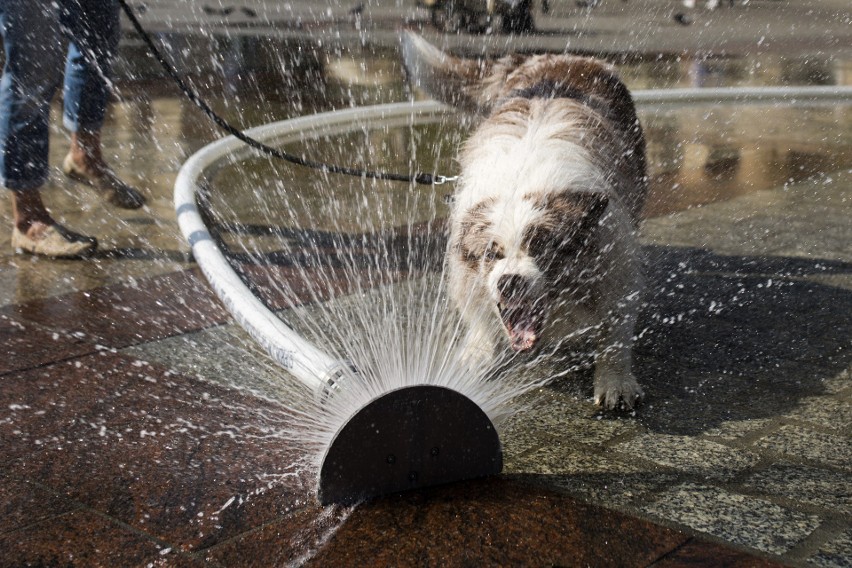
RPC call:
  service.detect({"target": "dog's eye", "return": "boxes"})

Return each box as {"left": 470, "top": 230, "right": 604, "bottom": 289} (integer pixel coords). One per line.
{"left": 483, "top": 245, "right": 504, "bottom": 262}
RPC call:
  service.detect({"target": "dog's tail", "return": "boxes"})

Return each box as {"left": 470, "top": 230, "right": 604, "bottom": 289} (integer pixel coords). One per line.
{"left": 400, "top": 31, "right": 487, "bottom": 113}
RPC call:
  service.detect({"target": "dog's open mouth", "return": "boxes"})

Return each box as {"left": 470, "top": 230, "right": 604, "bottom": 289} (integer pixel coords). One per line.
{"left": 498, "top": 301, "right": 544, "bottom": 352}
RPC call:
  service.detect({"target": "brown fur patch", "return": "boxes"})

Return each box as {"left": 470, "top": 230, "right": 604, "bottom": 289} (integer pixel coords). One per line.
{"left": 455, "top": 198, "right": 499, "bottom": 270}
{"left": 517, "top": 191, "right": 609, "bottom": 276}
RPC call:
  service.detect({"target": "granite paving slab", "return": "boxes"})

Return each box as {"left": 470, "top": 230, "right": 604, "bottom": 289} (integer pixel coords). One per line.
{"left": 643, "top": 483, "right": 823, "bottom": 556}
{"left": 808, "top": 529, "right": 852, "bottom": 568}
{"left": 0, "top": 311, "right": 98, "bottom": 376}
{"left": 0, "top": 509, "right": 171, "bottom": 568}
{"left": 754, "top": 425, "right": 852, "bottom": 472}
{"left": 650, "top": 539, "right": 788, "bottom": 568}
{"left": 3, "top": 269, "right": 230, "bottom": 349}
{"left": 0, "top": 352, "right": 313, "bottom": 552}
{"left": 739, "top": 462, "right": 852, "bottom": 513}
{"left": 0, "top": 478, "right": 80, "bottom": 536}
{"left": 305, "top": 477, "right": 690, "bottom": 567}
{"left": 612, "top": 434, "right": 760, "bottom": 481}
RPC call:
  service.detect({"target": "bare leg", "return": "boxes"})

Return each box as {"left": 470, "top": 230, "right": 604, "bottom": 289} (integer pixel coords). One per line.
{"left": 11, "top": 190, "right": 53, "bottom": 235}
{"left": 69, "top": 129, "right": 108, "bottom": 177}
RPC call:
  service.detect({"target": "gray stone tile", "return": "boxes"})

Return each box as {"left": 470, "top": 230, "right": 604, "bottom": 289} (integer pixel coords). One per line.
{"left": 510, "top": 445, "right": 676, "bottom": 506}
{"left": 741, "top": 462, "right": 852, "bottom": 512}
{"left": 499, "top": 389, "right": 641, "bottom": 460}
{"left": 511, "top": 443, "right": 644, "bottom": 477}
{"left": 821, "top": 367, "right": 851, "bottom": 396}
{"left": 808, "top": 529, "right": 852, "bottom": 568}
{"left": 643, "top": 483, "right": 822, "bottom": 555}
{"left": 755, "top": 425, "right": 852, "bottom": 471}
{"left": 703, "top": 418, "right": 776, "bottom": 441}
{"left": 500, "top": 423, "right": 550, "bottom": 462}
{"left": 640, "top": 169, "right": 852, "bottom": 264}
{"left": 613, "top": 433, "right": 759, "bottom": 480}
{"left": 512, "top": 397, "right": 638, "bottom": 444}
{"left": 544, "top": 472, "right": 678, "bottom": 507}
{"left": 783, "top": 396, "right": 852, "bottom": 431}
{"left": 125, "top": 324, "right": 298, "bottom": 402}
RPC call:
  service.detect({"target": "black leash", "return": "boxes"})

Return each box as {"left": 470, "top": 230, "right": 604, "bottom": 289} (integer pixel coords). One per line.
{"left": 116, "top": 0, "right": 453, "bottom": 186}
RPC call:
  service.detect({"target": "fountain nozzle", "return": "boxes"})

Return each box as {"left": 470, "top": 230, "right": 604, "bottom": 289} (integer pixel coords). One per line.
{"left": 317, "top": 385, "right": 503, "bottom": 505}
{"left": 315, "top": 363, "right": 358, "bottom": 405}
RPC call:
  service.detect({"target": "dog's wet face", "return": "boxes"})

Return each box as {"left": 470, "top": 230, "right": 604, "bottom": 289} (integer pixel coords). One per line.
{"left": 454, "top": 190, "right": 609, "bottom": 352}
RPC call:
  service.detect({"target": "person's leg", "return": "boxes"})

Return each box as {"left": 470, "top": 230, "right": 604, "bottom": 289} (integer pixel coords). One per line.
{"left": 0, "top": 0, "right": 63, "bottom": 223}
{"left": 0, "top": 0, "right": 96, "bottom": 256}
{"left": 61, "top": 0, "right": 145, "bottom": 209}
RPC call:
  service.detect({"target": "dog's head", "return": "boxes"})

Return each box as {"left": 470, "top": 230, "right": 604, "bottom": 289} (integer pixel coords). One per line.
{"left": 453, "top": 190, "right": 609, "bottom": 352}
{"left": 402, "top": 31, "right": 643, "bottom": 352}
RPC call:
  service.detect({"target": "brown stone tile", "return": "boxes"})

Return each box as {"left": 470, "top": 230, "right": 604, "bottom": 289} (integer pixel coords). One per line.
{"left": 0, "top": 509, "right": 167, "bottom": 568}
{"left": 0, "top": 477, "right": 79, "bottom": 534}
{"left": 203, "top": 506, "right": 349, "bottom": 567}
{"left": 0, "top": 312, "right": 97, "bottom": 375}
{"left": 306, "top": 477, "right": 689, "bottom": 567}
{"left": 0, "top": 352, "right": 317, "bottom": 551}
{"left": 650, "top": 538, "right": 789, "bottom": 567}
{"left": 6, "top": 269, "right": 230, "bottom": 349}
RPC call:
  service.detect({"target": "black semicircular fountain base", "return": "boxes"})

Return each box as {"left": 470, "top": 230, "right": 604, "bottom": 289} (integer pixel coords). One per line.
{"left": 318, "top": 385, "right": 503, "bottom": 505}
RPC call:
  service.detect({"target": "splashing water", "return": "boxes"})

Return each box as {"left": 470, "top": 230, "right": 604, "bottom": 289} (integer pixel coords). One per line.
{"left": 184, "top": 75, "right": 852, "bottom": 496}
{"left": 176, "top": 101, "right": 618, "bottom": 498}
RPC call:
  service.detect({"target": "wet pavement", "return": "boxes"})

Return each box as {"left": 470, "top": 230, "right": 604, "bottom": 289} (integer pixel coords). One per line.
{"left": 2, "top": 1, "right": 851, "bottom": 567}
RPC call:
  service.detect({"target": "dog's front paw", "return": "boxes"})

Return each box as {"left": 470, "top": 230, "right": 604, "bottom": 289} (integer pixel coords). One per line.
{"left": 594, "top": 373, "right": 644, "bottom": 411}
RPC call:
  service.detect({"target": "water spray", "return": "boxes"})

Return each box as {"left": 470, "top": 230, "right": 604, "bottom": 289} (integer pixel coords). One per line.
{"left": 176, "top": 90, "right": 852, "bottom": 504}
{"left": 175, "top": 102, "right": 503, "bottom": 505}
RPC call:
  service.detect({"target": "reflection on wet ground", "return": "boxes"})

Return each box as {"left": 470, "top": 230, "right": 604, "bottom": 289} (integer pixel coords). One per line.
{"left": 0, "top": 34, "right": 800, "bottom": 301}
{"left": 1, "top": 8, "right": 851, "bottom": 565}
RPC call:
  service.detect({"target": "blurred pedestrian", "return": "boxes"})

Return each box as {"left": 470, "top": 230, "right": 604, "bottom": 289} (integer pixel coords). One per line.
{"left": 0, "top": 0, "right": 145, "bottom": 258}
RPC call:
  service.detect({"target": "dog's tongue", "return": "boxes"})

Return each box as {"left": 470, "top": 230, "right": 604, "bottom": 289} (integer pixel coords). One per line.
{"left": 509, "top": 325, "right": 538, "bottom": 351}
{"left": 505, "top": 315, "right": 539, "bottom": 352}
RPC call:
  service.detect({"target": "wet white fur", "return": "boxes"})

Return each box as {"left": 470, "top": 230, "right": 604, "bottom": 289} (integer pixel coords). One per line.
{"left": 448, "top": 102, "right": 645, "bottom": 409}
{"left": 401, "top": 31, "right": 645, "bottom": 408}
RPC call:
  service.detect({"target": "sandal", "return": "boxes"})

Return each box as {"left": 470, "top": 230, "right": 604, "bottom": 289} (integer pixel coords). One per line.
{"left": 12, "top": 223, "right": 97, "bottom": 258}
{"left": 62, "top": 153, "right": 147, "bottom": 210}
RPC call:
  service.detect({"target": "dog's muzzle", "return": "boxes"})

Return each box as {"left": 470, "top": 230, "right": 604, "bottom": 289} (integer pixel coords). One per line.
{"left": 496, "top": 275, "right": 544, "bottom": 352}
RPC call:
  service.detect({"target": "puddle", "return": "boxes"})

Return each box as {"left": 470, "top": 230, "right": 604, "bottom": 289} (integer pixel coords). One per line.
{"left": 0, "top": 31, "right": 849, "bottom": 305}
{"left": 112, "top": 34, "right": 852, "bottom": 222}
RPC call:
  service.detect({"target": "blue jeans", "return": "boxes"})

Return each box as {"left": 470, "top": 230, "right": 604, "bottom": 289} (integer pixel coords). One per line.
{"left": 0, "top": 0, "right": 120, "bottom": 191}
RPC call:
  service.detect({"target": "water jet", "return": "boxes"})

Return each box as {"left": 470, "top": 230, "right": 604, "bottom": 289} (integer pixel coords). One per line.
{"left": 175, "top": 87, "right": 852, "bottom": 505}
{"left": 175, "top": 102, "right": 503, "bottom": 505}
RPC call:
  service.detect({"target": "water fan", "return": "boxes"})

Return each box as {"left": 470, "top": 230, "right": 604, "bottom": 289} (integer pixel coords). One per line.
{"left": 175, "top": 88, "right": 852, "bottom": 504}
{"left": 175, "top": 101, "right": 503, "bottom": 505}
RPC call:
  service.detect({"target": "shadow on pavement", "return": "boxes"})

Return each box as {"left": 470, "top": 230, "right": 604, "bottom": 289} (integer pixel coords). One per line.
{"left": 634, "top": 244, "right": 852, "bottom": 435}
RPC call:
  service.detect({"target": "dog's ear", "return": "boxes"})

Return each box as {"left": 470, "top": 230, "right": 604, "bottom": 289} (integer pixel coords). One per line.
{"left": 400, "top": 31, "right": 488, "bottom": 112}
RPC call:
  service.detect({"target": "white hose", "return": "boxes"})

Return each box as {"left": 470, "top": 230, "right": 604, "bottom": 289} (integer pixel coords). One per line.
{"left": 632, "top": 85, "right": 852, "bottom": 106}
{"left": 174, "top": 86, "right": 852, "bottom": 397}
{"left": 174, "top": 101, "right": 449, "bottom": 398}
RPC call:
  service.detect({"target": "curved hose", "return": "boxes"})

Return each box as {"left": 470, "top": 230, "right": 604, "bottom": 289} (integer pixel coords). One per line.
{"left": 175, "top": 89, "right": 852, "bottom": 396}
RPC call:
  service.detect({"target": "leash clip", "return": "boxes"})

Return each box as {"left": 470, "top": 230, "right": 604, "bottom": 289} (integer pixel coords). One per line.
{"left": 433, "top": 175, "right": 459, "bottom": 186}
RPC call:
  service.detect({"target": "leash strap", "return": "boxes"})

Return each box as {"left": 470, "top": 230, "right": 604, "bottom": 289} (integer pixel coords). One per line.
{"left": 116, "top": 0, "right": 451, "bottom": 185}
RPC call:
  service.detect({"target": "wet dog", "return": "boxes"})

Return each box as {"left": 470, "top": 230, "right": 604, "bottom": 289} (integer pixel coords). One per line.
{"left": 402, "top": 32, "right": 648, "bottom": 409}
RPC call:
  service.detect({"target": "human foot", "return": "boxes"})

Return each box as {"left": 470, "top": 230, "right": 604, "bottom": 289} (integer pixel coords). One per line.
{"left": 12, "top": 222, "right": 97, "bottom": 258}
{"left": 62, "top": 153, "right": 146, "bottom": 210}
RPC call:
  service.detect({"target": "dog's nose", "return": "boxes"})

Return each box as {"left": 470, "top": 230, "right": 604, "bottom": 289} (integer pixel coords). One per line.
{"left": 497, "top": 274, "right": 529, "bottom": 301}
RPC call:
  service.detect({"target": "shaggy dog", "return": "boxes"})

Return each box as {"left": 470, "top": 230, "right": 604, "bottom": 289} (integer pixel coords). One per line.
{"left": 401, "top": 32, "right": 648, "bottom": 409}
